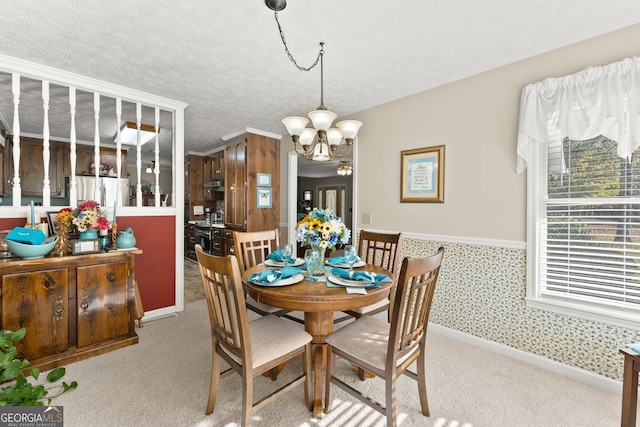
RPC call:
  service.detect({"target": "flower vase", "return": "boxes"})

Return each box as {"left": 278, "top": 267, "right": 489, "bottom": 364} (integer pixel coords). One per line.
{"left": 53, "top": 223, "right": 72, "bottom": 256}
{"left": 311, "top": 246, "right": 326, "bottom": 277}
{"left": 79, "top": 229, "right": 98, "bottom": 240}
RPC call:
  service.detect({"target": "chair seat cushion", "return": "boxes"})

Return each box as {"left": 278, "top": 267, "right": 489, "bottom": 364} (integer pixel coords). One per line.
{"left": 349, "top": 297, "right": 389, "bottom": 315}
{"left": 246, "top": 295, "right": 284, "bottom": 314}
{"left": 326, "top": 315, "right": 390, "bottom": 371}
{"left": 249, "top": 315, "right": 311, "bottom": 368}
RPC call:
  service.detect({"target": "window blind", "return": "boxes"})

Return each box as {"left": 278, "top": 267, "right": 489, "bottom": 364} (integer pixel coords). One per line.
{"left": 541, "top": 137, "right": 640, "bottom": 312}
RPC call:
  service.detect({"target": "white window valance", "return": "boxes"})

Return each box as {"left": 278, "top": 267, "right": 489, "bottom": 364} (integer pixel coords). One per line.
{"left": 516, "top": 56, "right": 640, "bottom": 173}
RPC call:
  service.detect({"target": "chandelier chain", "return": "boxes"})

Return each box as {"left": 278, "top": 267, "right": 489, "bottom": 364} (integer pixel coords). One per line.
{"left": 274, "top": 11, "right": 323, "bottom": 72}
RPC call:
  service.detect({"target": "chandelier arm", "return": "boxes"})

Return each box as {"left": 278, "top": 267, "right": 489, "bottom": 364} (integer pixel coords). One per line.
{"left": 293, "top": 141, "right": 316, "bottom": 158}
{"left": 273, "top": 11, "right": 323, "bottom": 72}
{"left": 328, "top": 144, "right": 352, "bottom": 159}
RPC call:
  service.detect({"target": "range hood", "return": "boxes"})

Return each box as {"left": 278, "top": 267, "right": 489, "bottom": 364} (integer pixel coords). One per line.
{"left": 204, "top": 179, "right": 224, "bottom": 192}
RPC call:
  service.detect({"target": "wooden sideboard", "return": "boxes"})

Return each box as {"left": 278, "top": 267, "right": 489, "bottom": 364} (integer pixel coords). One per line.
{"left": 0, "top": 250, "right": 141, "bottom": 372}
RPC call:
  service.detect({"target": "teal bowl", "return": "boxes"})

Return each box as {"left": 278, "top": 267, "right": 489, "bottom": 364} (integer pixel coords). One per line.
{"left": 6, "top": 236, "right": 58, "bottom": 259}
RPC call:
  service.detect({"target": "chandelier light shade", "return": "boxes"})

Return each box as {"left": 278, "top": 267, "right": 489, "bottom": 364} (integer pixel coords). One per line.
{"left": 268, "top": 0, "right": 362, "bottom": 162}
{"left": 337, "top": 161, "right": 353, "bottom": 176}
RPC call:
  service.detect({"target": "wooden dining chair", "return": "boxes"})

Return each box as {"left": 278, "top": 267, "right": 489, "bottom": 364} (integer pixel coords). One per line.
{"left": 324, "top": 247, "right": 445, "bottom": 427}
{"left": 340, "top": 230, "right": 403, "bottom": 321}
{"left": 233, "top": 229, "right": 290, "bottom": 317}
{"left": 195, "top": 244, "right": 312, "bottom": 426}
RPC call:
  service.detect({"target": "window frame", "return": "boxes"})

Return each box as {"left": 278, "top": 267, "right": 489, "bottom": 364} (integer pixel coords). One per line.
{"left": 526, "top": 139, "right": 640, "bottom": 330}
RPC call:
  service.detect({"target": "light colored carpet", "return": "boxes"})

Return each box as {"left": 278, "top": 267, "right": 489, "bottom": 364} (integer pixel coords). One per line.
{"left": 51, "top": 298, "right": 626, "bottom": 427}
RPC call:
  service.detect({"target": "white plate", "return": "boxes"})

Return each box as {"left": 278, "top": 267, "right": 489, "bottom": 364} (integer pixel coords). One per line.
{"left": 252, "top": 274, "right": 304, "bottom": 287}
{"left": 325, "top": 260, "right": 366, "bottom": 268}
{"left": 264, "top": 258, "right": 305, "bottom": 267}
{"left": 328, "top": 275, "right": 373, "bottom": 288}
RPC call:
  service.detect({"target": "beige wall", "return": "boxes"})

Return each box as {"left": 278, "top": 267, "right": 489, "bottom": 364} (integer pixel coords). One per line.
{"left": 279, "top": 24, "right": 640, "bottom": 381}
{"left": 342, "top": 23, "right": 640, "bottom": 242}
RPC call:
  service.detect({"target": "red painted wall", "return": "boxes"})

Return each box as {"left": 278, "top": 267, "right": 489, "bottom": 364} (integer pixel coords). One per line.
{"left": 0, "top": 215, "right": 177, "bottom": 311}
{"left": 0, "top": 218, "right": 29, "bottom": 230}
{"left": 111, "top": 216, "right": 176, "bottom": 310}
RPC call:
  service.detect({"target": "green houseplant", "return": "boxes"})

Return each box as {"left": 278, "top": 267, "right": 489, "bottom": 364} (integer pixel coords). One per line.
{"left": 0, "top": 328, "right": 77, "bottom": 406}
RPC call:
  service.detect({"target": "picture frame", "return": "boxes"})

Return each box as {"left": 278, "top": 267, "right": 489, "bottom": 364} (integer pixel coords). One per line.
{"left": 257, "top": 188, "right": 272, "bottom": 208}
{"left": 46, "top": 211, "right": 58, "bottom": 235}
{"left": 71, "top": 239, "right": 101, "bottom": 255}
{"left": 257, "top": 173, "right": 271, "bottom": 187}
{"left": 401, "top": 145, "right": 445, "bottom": 203}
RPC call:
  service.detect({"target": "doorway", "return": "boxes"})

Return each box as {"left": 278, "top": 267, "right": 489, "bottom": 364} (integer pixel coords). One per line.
{"left": 287, "top": 150, "right": 357, "bottom": 247}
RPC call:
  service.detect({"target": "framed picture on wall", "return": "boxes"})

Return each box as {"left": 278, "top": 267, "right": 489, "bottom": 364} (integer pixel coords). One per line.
{"left": 401, "top": 145, "right": 445, "bottom": 203}
{"left": 257, "top": 188, "right": 272, "bottom": 208}
{"left": 257, "top": 173, "right": 271, "bottom": 187}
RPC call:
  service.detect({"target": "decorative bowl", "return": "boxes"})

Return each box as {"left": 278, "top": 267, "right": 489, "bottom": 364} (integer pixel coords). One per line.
{"left": 6, "top": 236, "right": 58, "bottom": 259}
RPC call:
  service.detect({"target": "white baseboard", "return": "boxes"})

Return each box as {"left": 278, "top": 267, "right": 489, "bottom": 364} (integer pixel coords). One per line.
{"left": 140, "top": 305, "right": 179, "bottom": 323}
{"left": 429, "top": 322, "right": 623, "bottom": 394}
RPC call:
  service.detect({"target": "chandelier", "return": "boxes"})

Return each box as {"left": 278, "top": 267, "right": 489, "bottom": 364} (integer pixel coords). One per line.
{"left": 266, "top": 0, "right": 362, "bottom": 162}
{"left": 337, "top": 162, "right": 353, "bottom": 176}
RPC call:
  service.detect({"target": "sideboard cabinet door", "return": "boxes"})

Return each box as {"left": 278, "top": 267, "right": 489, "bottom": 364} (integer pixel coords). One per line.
{"left": 1, "top": 269, "right": 70, "bottom": 360}
{"left": 76, "top": 261, "right": 129, "bottom": 347}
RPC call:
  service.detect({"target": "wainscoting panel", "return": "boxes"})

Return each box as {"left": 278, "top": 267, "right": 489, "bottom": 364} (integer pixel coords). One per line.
{"left": 401, "top": 236, "right": 640, "bottom": 381}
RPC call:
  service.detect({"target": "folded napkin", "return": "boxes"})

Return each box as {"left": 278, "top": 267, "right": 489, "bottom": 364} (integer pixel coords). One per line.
{"left": 266, "top": 250, "right": 294, "bottom": 263}
{"left": 330, "top": 267, "right": 389, "bottom": 287}
{"left": 249, "top": 267, "right": 301, "bottom": 285}
{"left": 327, "top": 255, "right": 361, "bottom": 265}
{"left": 626, "top": 343, "right": 640, "bottom": 355}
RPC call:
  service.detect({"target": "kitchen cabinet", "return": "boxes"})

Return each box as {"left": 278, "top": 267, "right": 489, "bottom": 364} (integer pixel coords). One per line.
{"left": 73, "top": 145, "right": 127, "bottom": 177}
{"left": 2, "top": 136, "right": 65, "bottom": 197}
{"left": 204, "top": 150, "right": 224, "bottom": 182}
{"left": 185, "top": 223, "right": 197, "bottom": 261}
{"left": 0, "top": 250, "right": 140, "bottom": 372}
{"left": 224, "top": 131, "right": 279, "bottom": 232}
{"left": 184, "top": 155, "right": 205, "bottom": 221}
{"left": 203, "top": 151, "right": 224, "bottom": 202}
{"left": 1, "top": 137, "right": 128, "bottom": 198}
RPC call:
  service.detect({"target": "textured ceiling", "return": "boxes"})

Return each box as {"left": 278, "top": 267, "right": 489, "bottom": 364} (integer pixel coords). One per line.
{"left": 0, "top": 1, "right": 639, "bottom": 176}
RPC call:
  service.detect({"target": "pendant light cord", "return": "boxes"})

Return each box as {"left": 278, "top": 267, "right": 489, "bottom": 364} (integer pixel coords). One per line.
{"left": 274, "top": 11, "right": 323, "bottom": 72}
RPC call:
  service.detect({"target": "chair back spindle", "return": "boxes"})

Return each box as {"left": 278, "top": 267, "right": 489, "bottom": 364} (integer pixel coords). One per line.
{"left": 233, "top": 229, "right": 280, "bottom": 273}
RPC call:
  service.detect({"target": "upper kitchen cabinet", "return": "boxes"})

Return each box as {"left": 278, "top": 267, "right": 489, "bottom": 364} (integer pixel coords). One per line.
{"left": 2, "top": 136, "right": 65, "bottom": 197}
{"left": 185, "top": 154, "right": 205, "bottom": 221}
{"left": 224, "top": 131, "right": 279, "bottom": 232}
{"left": 203, "top": 150, "right": 224, "bottom": 202}
{"left": 204, "top": 150, "right": 224, "bottom": 182}
{"left": 73, "top": 145, "right": 127, "bottom": 177}
{"left": 1, "top": 136, "right": 129, "bottom": 199}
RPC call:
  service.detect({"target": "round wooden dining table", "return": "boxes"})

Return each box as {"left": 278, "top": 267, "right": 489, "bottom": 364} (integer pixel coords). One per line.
{"left": 242, "top": 263, "right": 394, "bottom": 418}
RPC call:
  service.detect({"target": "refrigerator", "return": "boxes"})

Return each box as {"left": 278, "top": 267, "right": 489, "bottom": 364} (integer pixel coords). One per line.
{"left": 75, "top": 176, "right": 130, "bottom": 208}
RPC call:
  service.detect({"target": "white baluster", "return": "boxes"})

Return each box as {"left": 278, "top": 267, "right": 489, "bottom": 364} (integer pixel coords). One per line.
{"left": 69, "top": 87, "right": 78, "bottom": 207}
{"left": 136, "top": 102, "right": 142, "bottom": 207}
{"left": 41, "top": 80, "right": 51, "bottom": 206}
{"left": 115, "top": 98, "right": 122, "bottom": 209}
{"left": 11, "top": 73, "right": 21, "bottom": 206}
{"left": 93, "top": 93, "right": 101, "bottom": 204}
{"left": 154, "top": 107, "right": 160, "bottom": 207}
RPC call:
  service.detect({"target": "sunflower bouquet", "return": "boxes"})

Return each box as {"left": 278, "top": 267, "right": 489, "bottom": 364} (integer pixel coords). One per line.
{"left": 295, "top": 207, "right": 350, "bottom": 251}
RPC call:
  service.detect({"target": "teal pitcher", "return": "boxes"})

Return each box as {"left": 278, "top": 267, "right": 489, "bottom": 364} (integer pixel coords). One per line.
{"left": 116, "top": 227, "right": 136, "bottom": 249}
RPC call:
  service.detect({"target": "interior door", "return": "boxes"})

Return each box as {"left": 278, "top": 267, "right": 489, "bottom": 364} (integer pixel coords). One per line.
{"left": 319, "top": 186, "right": 346, "bottom": 219}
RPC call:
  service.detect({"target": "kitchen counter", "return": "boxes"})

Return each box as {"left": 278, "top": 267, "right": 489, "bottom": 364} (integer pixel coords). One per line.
{"left": 188, "top": 220, "right": 225, "bottom": 229}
